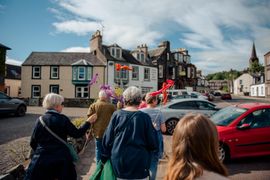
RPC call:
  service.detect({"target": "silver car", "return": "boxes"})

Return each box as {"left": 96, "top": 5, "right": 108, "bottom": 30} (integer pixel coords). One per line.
{"left": 158, "top": 98, "right": 218, "bottom": 135}
{"left": 0, "top": 92, "right": 27, "bottom": 116}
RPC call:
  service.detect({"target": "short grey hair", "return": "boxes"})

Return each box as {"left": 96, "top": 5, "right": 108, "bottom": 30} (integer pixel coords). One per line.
{"left": 99, "top": 90, "right": 108, "bottom": 99}
{"left": 42, "top": 93, "right": 64, "bottom": 109}
{"left": 123, "top": 86, "right": 142, "bottom": 106}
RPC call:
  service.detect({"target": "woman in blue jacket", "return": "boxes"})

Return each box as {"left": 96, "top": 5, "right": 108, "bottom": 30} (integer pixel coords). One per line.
{"left": 101, "top": 86, "right": 158, "bottom": 179}
{"left": 24, "top": 93, "right": 96, "bottom": 180}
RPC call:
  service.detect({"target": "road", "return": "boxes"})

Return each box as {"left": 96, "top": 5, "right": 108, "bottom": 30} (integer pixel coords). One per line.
{"left": 0, "top": 97, "right": 270, "bottom": 179}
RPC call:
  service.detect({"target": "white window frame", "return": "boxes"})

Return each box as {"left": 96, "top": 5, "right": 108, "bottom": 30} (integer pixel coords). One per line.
{"left": 32, "top": 66, "right": 41, "bottom": 79}
{"left": 78, "top": 67, "right": 86, "bottom": 80}
{"left": 50, "top": 66, "right": 59, "bottom": 79}
{"left": 159, "top": 65, "right": 163, "bottom": 78}
{"left": 32, "top": 85, "right": 41, "bottom": 98}
{"left": 144, "top": 68, "right": 150, "bottom": 81}
{"left": 76, "top": 86, "right": 89, "bottom": 98}
{"left": 132, "top": 66, "right": 139, "bottom": 80}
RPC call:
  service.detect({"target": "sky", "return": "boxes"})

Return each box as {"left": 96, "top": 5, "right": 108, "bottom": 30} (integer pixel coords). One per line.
{"left": 1, "top": 0, "right": 270, "bottom": 75}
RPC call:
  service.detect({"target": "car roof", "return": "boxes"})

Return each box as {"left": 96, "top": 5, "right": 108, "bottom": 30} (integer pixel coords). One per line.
{"left": 236, "top": 103, "right": 270, "bottom": 110}
{"left": 162, "top": 98, "right": 214, "bottom": 107}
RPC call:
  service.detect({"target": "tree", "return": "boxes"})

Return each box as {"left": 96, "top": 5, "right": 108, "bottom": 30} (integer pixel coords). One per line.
{"left": 249, "top": 61, "right": 264, "bottom": 75}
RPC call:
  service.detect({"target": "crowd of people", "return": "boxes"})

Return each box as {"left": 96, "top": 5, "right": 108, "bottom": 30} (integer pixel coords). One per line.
{"left": 24, "top": 86, "right": 228, "bottom": 180}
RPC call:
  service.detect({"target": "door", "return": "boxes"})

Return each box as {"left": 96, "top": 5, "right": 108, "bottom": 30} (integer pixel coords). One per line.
{"left": 233, "top": 108, "right": 270, "bottom": 157}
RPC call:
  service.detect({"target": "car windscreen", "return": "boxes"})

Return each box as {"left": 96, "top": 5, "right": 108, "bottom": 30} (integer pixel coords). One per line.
{"left": 211, "top": 106, "right": 247, "bottom": 126}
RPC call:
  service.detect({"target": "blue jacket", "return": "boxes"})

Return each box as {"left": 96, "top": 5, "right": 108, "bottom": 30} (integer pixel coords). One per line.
{"left": 101, "top": 110, "right": 158, "bottom": 179}
{"left": 25, "top": 111, "right": 90, "bottom": 180}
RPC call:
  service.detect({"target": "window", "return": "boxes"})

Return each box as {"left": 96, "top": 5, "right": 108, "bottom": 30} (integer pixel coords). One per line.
{"left": 132, "top": 66, "right": 139, "bottom": 80}
{"left": 111, "top": 48, "right": 115, "bottom": 57}
{"left": 76, "top": 86, "right": 89, "bottom": 98}
{"left": 116, "top": 49, "right": 121, "bottom": 58}
{"left": 196, "top": 101, "right": 216, "bottom": 110}
{"left": 169, "top": 101, "right": 197, "bottom": 109}
{"left": 50, "top": 66, "right": 59, "bottom": 79}
{"left": 187, "top": 67, "right": 191, "bottom": 78}
{"left": 267, "top": 70, "right": 270, "bottom": 80}
{"left": 50, "top": 85, "right": 59, "bottom": 94}
{"left": 78, "top": 67, "right": 85, "bottom": 80}
{"left": 172, "top": 68, "right": 175, "bottom": 79}
{"left": 141, "top": 87, "right": 152, "bottom": 94}
{"left": 32, "top": 66, "right": 41, "bottom": 79}
{"left": 239, "top": 80, "right": 242, "bottom": 85}
{"left": 144, "top": 68, "right": 150, "bottom": 81}
{"left": 261, "top": 86, "right": 264, "bottom": 95}
{"left": 110, "top": 47, "right": 122, "bottom": 58}
{"left": 32, "top": 85, "right": 41, "bottom": 98}
{"left": 238, "top": 109, "right": 270, "bottom": 128}
{"left": 158, "top": 65, "right": 163, "bottom": 78}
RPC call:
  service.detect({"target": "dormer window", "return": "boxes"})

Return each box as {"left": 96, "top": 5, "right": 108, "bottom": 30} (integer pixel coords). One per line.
{"left": 174, "top": 53, "right": 184, "bottom": 63}
{"left": 110, "top": 45, "right": 122, "bottom": 59}
{"left": 135, "top": 52, "right": 145, "bottom": 62}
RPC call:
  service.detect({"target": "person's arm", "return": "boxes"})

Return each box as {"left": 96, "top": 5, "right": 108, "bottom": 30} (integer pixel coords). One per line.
{"left": 87, "top": 104, "right": 96, "bottom": 117}
{"left": 144, "top": 114, "right": 158, "bottom": 151}
{"left": 66, "top": 114, "right": 97, "bottom": 138}
{"left": 30, "top": 120, "right": 39, "bottom": 150}
{"left": 160, "top": 112, "right": 167, "bottom": 133}
{"left": 101, "top": 113, "right": 116, "bottom": 163}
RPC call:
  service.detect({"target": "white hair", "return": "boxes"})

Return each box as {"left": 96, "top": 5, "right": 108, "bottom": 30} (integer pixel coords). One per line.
{"left": 99, "top": 90, "right": 108, "bottom": 99}
{"left": 123, "top": 86, "right": 142, "bottom": 106}
{"left": 42, "top": 93, "right": 64, "bottom": 109}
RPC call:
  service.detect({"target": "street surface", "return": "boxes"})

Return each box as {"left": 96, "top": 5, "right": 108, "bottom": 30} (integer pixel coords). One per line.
{"left": 0, "top": 95, "right": 269, "bottom": 179}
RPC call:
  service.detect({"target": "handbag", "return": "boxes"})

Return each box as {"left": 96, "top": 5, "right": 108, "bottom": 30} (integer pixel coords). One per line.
{"left": 89, "top": 160, "right": 116, "bottom": 180}
{"left": 39, "top": 116, "right": 79, "bottom": 162}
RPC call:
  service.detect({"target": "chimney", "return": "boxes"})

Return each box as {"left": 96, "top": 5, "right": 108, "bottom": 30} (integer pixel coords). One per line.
{"left": 90, "top": 30, "right": 102, "bottom": 52}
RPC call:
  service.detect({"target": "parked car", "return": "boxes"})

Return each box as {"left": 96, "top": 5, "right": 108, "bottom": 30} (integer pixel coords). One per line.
{"left": 221, "top": 93, "right": 232, "bottom": 100}
{"left": 189, "top": 92, "right": 208, "bottom": 100}
{"left": 159, "top": 98, "right": 218, "bottom": 135}
{"left": 203, "top": 92, "right": 214, "bottom": 101}
{"left": 211, "top": 103, "right": 270, "bottom": 162}
{"left": 0, "top": 92, "right": 27, "bottom": 116}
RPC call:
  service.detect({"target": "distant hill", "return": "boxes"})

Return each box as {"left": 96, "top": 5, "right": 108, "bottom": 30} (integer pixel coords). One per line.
{"left": 206, "top": 69, "right": 243, "bottom": 81}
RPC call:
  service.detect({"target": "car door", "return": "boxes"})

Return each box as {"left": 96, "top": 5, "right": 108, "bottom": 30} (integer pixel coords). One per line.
{"left": 0, "top": 92, "right": 14, "bottom": 112}
{"left": 233, "top": 108, "right": 270, "bottom": 157}
{"left": 165, "top": 101, "right": 198, "bottom": 120}
{"left": 195, "top": 101, "right": 217, "bottom": 117}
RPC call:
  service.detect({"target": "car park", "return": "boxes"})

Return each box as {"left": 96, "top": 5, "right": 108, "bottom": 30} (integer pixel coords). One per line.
{"left": 159, "top": 98, "right": 218, "bottom": 135}
{"left": 211, "top": 103, "right": 270, "bottom": 162}
{"left": 0, "top": 92, "right": 27, "bottom": 116}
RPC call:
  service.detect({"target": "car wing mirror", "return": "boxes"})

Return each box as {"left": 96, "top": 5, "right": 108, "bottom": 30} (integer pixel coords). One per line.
{"left": 237, "top": 123, "right": 250, "bottom": 130}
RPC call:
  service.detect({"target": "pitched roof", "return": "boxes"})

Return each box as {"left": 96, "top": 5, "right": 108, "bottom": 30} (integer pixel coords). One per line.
{"left": 0, "top": 43, "right": 11, "bottom": 50}
{"left": 5, "top": 64, "right": 21, "bottom": 80}
{"left": 22, "top": 52, "right": 106, "bottom": 66}
{"left": 148, "top": 47, "right": 166, "bottom": 58}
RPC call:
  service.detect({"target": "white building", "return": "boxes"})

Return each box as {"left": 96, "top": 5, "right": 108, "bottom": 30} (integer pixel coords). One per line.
{"left": 233, "top": 73, "right": 253, "bottom": 95}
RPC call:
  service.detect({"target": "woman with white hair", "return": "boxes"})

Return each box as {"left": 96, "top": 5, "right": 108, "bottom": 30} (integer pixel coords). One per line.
{"left": 25, "top": 93, "right": 97, "bottom": 180}
{"left": 101, "top": 86, "right": 158, "bottom": 179}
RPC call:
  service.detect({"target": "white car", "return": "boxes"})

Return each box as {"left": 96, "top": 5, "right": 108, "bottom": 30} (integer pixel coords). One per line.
{"left": 189, "top": 92, "right": 208, "bottom": 100}
{"left": 158, "top": 98, "right": 218, "bottom": 135}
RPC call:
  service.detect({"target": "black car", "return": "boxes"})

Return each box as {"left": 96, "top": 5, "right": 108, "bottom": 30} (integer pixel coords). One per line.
{"left": 0, "top": 92, "right": 27, "bottom": 116}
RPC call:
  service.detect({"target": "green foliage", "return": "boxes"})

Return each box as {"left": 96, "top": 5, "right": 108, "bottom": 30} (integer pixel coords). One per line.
{"left": 222, "top": 85, "right": 229, "bottom": 92}
{"left": 206, "top": 69, "right": 242, "bottom": 81}
{"left": 249, "top": 61, "right": 264, "bottom": 74}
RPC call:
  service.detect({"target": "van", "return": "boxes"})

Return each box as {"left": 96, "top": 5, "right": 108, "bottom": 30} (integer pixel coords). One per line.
{"left": 167, "top": 89, "right": 188, "bottom": 98}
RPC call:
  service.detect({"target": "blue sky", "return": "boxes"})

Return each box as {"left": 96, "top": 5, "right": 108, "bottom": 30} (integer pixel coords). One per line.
{"left": 1, "top": 0, "right": 270, "bottom": 74}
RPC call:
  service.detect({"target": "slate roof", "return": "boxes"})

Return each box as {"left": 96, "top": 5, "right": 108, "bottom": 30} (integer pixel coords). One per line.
{"left": 22, "top": 52, "right": 106, "bottom": 66}
{"left": 0, "top": 43, "right": 11, "bottom": 50}
{"left": 5, "top": 64, "right": 21, "bottom": 80}
{"left": 148, "top": 47, "right": 166, "bottom": 58}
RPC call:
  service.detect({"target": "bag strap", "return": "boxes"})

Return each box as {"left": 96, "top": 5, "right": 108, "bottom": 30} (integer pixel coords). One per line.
{"left": 115, "top": 111, "right": 138, "bottom": 137}
{"left": 39, "top": 116, "right": 68, "bottom": 147}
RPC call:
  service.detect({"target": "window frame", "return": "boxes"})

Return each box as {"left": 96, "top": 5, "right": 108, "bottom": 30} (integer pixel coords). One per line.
{"left": 32, "top": 66, "right": 41, "bottom": 79}
{"left": 132, "top": 66, "right": 139, "bottom": 80}
{"left": 50, "top": 66, "right": 59, "bottom": 79}
{"left": 31, "top": 85, "right": 41, "bottom": 98}
{"left": 144, "top": 67, "right": 150, "bottom": 81}
{"left": 75, "top": 86, "right": 89, "bottom": 98}
{"left": 78, "top": 67, "right": 86, "bottom": 80}
{"left": 50, "top": 85, "right": 59, "bottom": 94}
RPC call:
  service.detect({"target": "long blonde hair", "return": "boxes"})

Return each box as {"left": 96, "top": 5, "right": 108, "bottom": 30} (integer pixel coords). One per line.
{"left": 164, "top": 114, "right": 228, "bottom": 180}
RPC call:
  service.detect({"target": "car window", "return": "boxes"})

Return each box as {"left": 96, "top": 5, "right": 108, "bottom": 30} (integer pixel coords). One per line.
{"left": 0, "top": 93, "right": 9, "bottom": 99}
{"left": 169, "top": 101, "right": 198, "bottom": 109}
{"left": 196, "top": 101, "right": 215, "bottom": 110}
{"left": 238, "top": 108, "right": 270, "bottom": 128}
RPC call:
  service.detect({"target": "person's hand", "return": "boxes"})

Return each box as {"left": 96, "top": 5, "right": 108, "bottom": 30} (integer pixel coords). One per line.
{"left": 87, "top": 114, "right": 97, "bottom": 123}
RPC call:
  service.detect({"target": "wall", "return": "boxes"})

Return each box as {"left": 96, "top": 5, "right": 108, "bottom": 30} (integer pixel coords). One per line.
{"left": 233, "top": 73, "right": 253, "bottom": 95}
{"left": 250, "top": 84, "right": 265, "bottom": 97}
{"left": 5, "top": 79, "right": 21, "bottom": 97}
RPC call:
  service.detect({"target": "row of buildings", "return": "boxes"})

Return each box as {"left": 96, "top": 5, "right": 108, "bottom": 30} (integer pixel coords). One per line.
{"left": 1, "top": 30, "right": 197, "bottom": 100}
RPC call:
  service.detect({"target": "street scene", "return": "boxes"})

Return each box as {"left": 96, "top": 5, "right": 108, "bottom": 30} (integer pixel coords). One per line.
{"left": 0, "top": 96, "right": 270, "bottom": 179}
{"left": 1, "top": 0, "right": 270, "bottom": 180}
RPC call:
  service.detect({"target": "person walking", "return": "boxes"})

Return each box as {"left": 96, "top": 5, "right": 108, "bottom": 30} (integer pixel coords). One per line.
{"left": 87, "top": 90, "right": 116, "bottom": 163}
{"left": 140, "top": 93, "right": 166, "bottom": 180}
{"left": 164, "top": 114, "right": 228, "bottom": 180}
{"left": 24, "top": 93, "right": 97, "bottom": 180}
{"left": 101, "top": 86, "right": 158, "bottom": 179}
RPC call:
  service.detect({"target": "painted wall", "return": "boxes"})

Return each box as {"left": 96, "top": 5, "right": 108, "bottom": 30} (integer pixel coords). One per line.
{"left": 250, "top": 84, "right": 265, "bottom": 97}
{"left": 5, "top": 79, "right": 21, "bottom": 97}
{"left": 233, "top": 73, "right": 253, "bottom": 95}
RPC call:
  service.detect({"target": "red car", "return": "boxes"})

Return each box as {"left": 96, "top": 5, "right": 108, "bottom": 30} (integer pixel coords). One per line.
{"left": 221, "top": 93, "right": 232, "bottom": 100}
{"left": 211, "top": 103, "right": 270, "bottom": 162}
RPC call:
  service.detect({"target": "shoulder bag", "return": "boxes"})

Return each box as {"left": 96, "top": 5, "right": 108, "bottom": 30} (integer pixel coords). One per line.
{"left": 39, "top": 116, "right": 79, "bottom": 162}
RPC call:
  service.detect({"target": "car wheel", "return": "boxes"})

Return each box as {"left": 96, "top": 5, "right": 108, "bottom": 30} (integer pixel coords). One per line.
{"left": 219, "top": 144, "right": 230, "bottom": 162}
{"left": 166, "top": 118, "right": 179, "bottom": 135}
{"left": 16, "top": 105, "right": 26, "bottom": 117}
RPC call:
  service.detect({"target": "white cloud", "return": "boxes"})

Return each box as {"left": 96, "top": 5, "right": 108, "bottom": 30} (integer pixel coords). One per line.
{"left": 61, "top": 46, "right": 90, "bottom": 52}
{"left": 51, "top": 0, "right": 270, "bottom": 74}
{"left": 6, "top": 57, "right": 22, "bottom": 66}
